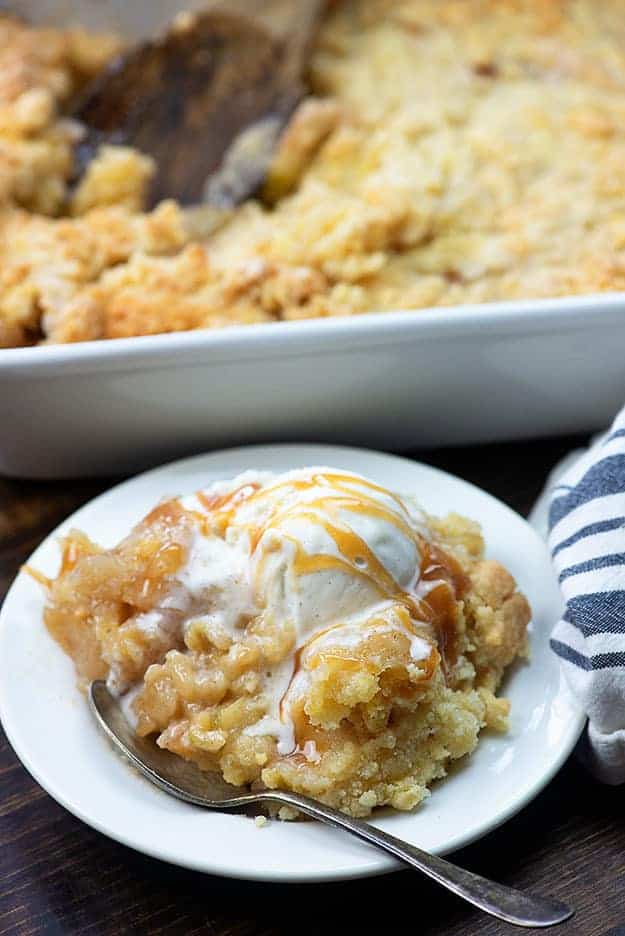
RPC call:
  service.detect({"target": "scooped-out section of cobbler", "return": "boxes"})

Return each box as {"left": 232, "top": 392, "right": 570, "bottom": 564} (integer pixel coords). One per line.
{"left": 5, "top": 2, "right": 625, "bottom": 346}
{"left": 41, "top": 467, "right": 530, "bottom": 817}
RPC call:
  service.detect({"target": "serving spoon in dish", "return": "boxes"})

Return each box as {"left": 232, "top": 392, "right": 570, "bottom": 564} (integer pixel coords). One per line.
{"left": 70, "top": 0, "right": 323, "bottom": 209}
{"left": 12, "top": 0, "right": 322, "bottom": 210}
{"left": 90, "top": 680, "right": 572, "bottom": 928}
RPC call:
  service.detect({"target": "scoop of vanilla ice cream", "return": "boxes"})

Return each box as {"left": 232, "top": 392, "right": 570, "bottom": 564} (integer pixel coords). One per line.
{"left": 173, "top": 467, "right": 431, "bottom": 752}
{"left": 232, "top": 468, "right": 427, "bottom": 645}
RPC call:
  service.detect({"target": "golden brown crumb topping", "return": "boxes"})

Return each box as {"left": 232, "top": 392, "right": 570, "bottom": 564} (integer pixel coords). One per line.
{"left": 4, "top": 1, "right": 625, "bottom": 347}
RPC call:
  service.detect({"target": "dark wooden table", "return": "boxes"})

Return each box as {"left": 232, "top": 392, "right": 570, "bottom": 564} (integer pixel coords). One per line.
{"left": 2, "top": 436, "right": 624, "bottom": 936}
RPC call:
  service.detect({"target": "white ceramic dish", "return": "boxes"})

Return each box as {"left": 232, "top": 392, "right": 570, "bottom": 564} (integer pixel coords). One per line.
{"left": 0, "top": 444, "right": 585, "bottom": 882}
{"left": 1, "top": 294, "right": 625, "bottom": 479}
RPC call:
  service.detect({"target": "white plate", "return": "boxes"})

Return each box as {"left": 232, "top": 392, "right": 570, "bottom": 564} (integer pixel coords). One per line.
{"left": 0, "top": 444, "right": 585, "bottom": 882}
{"left": 2, "top": 294, "right": 625, "bottom": 478}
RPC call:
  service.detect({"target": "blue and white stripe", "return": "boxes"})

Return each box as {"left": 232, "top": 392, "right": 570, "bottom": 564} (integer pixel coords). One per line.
{"left": 548, "top": 412, "right": 625, "bottom": 783}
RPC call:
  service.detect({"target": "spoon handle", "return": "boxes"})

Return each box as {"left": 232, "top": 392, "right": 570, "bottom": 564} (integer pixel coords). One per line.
{"left": 258, "top": 791, "right": 572, "bottom": 929}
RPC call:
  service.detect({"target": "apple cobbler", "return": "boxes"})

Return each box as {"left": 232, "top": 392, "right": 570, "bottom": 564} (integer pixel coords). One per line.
{"left": 3, "top": 1, "right": 625, "bottom": 347}
{"left": 40, "top": 468, "right": 530, "bottom": 817}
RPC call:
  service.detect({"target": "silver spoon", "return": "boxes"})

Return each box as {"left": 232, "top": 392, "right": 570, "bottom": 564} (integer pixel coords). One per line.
{"left": 90, "top": 680, "right": 572, "bottom": 928}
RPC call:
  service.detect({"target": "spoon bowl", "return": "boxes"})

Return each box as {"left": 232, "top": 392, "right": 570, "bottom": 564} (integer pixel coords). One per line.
{"left": 90, "top": 680, "right": 573, "bottom": 929}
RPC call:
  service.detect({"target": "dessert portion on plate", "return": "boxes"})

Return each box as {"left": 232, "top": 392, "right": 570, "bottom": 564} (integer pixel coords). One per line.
{"left": 3, "top": 1, "right": 625, "bottom": 347}
{"left": 41, "top": 467, "right": 530, "bottom": 817}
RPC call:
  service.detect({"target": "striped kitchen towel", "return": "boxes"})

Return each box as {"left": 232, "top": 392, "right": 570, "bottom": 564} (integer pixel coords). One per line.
{"left": 544, "top": 409, "right": 625, "bottom": 784}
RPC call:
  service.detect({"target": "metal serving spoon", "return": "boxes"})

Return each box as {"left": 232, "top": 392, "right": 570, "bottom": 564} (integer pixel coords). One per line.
{"left": 70, "top": 0, "right": 323, "bottom": 208}
{"left": 90, "top": 680, "right": 572, "bottom": 928}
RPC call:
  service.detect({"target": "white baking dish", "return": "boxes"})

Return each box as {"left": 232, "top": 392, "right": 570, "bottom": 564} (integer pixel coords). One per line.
{"left": 1, "top": 293, "right": 624, "bottom": 478}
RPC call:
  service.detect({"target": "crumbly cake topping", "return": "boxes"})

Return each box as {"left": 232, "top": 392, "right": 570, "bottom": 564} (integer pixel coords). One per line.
{"left": 3, "top": 2, "right": 625, "bottom": 346}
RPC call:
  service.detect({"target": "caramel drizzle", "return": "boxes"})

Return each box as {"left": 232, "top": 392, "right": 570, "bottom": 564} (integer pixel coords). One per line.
{"left": 59, "top": 538, "right": 82, "bottom": 576}
{"left": 192, "top": 470, "right": 467, "bottom": 660}
{"left": 417, "top": 543, "right": 470, "bottom": 674}
{"left": 144, "top": 498, "right": 187, "bottom": 526}
{"left": 281, "top": 610, "right": 437, "bottom": 693}
{"left": 194, "top": 483, "right": 261, "bottom": 535}
{"left": 24, "top": 535, "right": 91, "bottom": 590}
{"left": 278, "top": 610, "right": 440, "bottom": 748}
{"left": 197, "top": 482, "right": 261, "bottom": 515}
{"left": 262, "top": 505, "right": 434, "bottom": 631}
{"left": 253, "top": 471, "right": 416, "bottom": 533}
{"left": 193, "top": 471, "right": 416, "bottom": 541}
{"left": 23, "top": 564, "right": 51, "bottom": 589}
